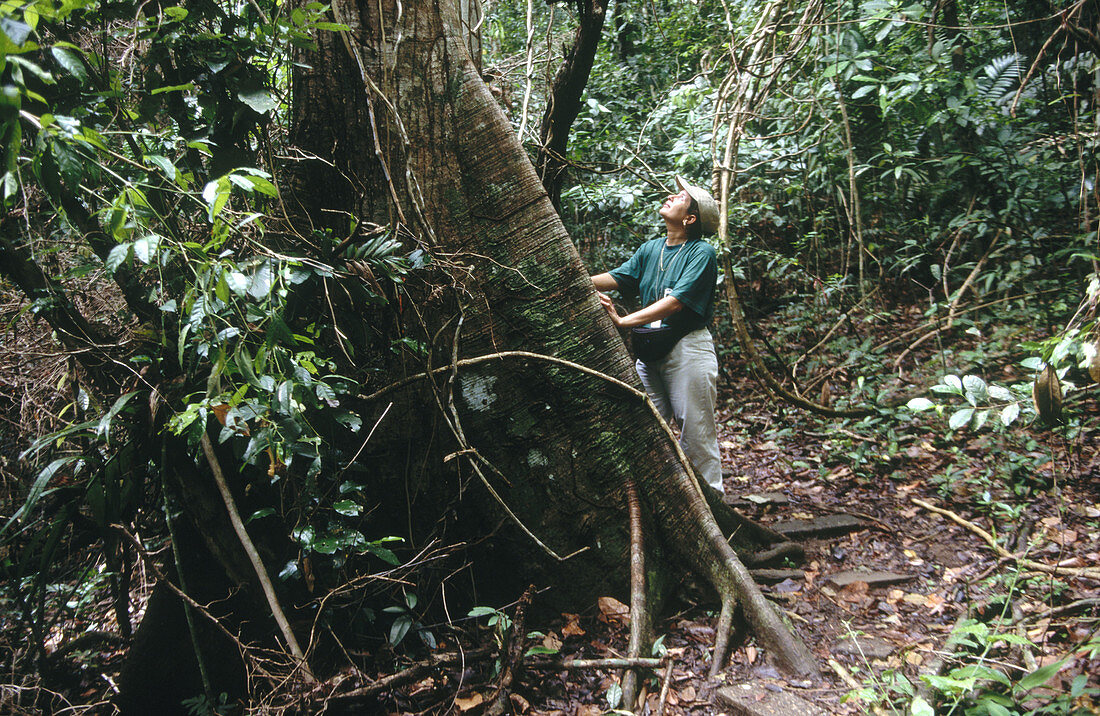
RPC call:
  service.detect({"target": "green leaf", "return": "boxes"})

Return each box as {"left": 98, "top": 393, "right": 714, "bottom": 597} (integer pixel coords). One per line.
{"left": 238, "top": 87, "right": 279, "bottom": 114}
{"left": 144, "top": 154, "right": 178, "bottom": 181}
{"left": 51, "top": 46, "right": 88, "bottom": 83}
{"left": 105, "top": 243, "right": 132, "bottom": 273}
{"left": 248, "top": 262, "right": 274, "bottom": 300}
{"left": 948, "top": 408, "right": 973, "bottom": 429}
{"left": 987, "top": 385, "right": 1013, "bottom": 401}
{"left": 389, "top": 615, "right": 412, "bottom": 645}
{"left": 1000, "top": 403, "right": 1020, "bottom": 426}
{"left": 467, "top": 606, "right": 499, "bottom": 618}
{"left": 908, "top": 695, "right": 934, "bottom": 716}
{"left": 1015, "top": 658, "right": 1067, "bottom": 692}
{"left": 132, "top": 234, "right": 159, "bottom": 264}
{"left": 907, "top": 397, "right": 935, "bottom": 411}
{"left": 247, "top": 507, "right": 275, "bottom": 523}
{"left": 333, "top": 500, "right": 361, "bottom": 516}
{"left": 951, "top": 664, "right": 1010, "bottom": 687}
{"left": 312, "top": 537, "right": 339, "bottom": 554}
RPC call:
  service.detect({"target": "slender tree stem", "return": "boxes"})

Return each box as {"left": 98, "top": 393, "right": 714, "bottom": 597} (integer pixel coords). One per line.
{"left": 199, "top": 433, "right": 315, "bottom": 682}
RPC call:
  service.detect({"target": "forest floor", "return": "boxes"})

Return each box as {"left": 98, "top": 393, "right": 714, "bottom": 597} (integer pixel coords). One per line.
{"left": 474, "top": 303, "right": 1100, "bottom": 715}
{"left": 4, "top": 305, "right": 1100, "bottom": 715}
{"left": 494, "top": 382, "right": 1100, "bottom": 715}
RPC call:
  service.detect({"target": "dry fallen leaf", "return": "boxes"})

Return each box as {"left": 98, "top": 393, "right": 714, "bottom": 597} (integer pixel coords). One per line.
{"left": 561, "top": 612, "right": 585, "bottom": 637}
{"left": 886, "top": 589, "right": 905, "bottom": 604}
{"left": 791, "top": 511, "right": 815, "bottom": 520}
{"left": 745, "top": 645, "right": 758, "bottom": 664}
{"left": 905, "top": 651, "right": 924, "bottom": 666}
{"left": 681, "top": 685, "right": 697, "bottom": 702}
{"left": 542, "top": 632, "right": 562, "bottom": 651}
{"left": 838, "top": 580, "right": 870, "bottom": 603}
{"left": 509, "top": 693, "right": 531, "bottom": 713}
{"left": 454, "top": 692, "right": 484, "bottom": 711}
{"left": 597, "top": 596, "right": 630, "bottom": 624}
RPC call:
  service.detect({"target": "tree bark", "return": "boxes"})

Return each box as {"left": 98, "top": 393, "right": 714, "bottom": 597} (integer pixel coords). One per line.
{"left": 283, "top": 0, "right": 818, "bottom": 678}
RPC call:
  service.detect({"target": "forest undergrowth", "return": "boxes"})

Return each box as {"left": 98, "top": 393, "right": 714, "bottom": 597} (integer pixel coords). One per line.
{"left": 2, "top": 278, "right": 1097, "bottom": 715}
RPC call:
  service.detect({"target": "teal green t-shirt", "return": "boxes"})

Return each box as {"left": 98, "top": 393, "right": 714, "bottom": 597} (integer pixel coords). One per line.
{"left": 608, "top": 237, "right": 718, "bottom": 330}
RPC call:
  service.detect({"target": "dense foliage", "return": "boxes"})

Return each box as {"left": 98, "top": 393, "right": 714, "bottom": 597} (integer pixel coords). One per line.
{"left": 1, "top": 0, "right": 1098, "bottom": 712}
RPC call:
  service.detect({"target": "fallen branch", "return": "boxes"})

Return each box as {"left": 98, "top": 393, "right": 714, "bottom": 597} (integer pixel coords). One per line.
{"left": 1020, "top": 597, "right": 1100, "bottom": 624}
{"left": 327, "top": 646, "right": 496, "bottom": 704}
{"left": 527, "top": 657, "right": 666, "bottom": 670}
{"left": 910, "top": 498, "right": 1100, "bottom": 581}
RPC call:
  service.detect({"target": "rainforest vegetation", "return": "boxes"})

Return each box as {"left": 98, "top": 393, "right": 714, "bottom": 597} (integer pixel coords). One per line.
{"left": 0, "top": 0, "right": 1098, "bottom": 714}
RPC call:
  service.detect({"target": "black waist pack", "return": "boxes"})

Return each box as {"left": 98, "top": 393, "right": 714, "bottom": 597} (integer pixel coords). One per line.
{"left": 630, "top": 323, "right": 693, "bottom": 364}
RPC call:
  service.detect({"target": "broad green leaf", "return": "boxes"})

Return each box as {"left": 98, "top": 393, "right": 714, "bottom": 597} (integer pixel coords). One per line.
{"left": 1000, "top": 403, "right": 1020, "bottom": 426}
{"left": 1016, "top": 658, "right": 1067, "bottom": 692}
{"left": 468, "top": 606, "right": 498, "bottom": 618}
{"left": 248, "top": 262, "right": 274, "bottom": 300}
{"left": 987, "top": 385, "right": 1013, "bottom": 401}
{"left": 948, "top": 408, "right": 973, "bottom": 429}
{"left": 908, "top": 695, "right": 934, "bottom": 716}
{"left": 907, "top": 397, "right": 935, "bottom": 411}
{"left": 962, "top": 374, "right": 987, "bottom": 395}
{"left": 105, "top": 243, "right": 131, "bottom": 273}
{"left": 247, "top": 507, "right": 275, "bottom": 523}
{"left": 238, "top": 87, "right": 279, "bottom": 114}
{"left": 333, "top": 500, "right": 361, "bottom": 516}
{"left": 389, "top": 615, "right": 412, "bottom": 645}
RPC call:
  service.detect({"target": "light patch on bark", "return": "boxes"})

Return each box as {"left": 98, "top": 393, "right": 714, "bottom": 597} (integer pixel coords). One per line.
{"left": 460, "top": 373, "right": 498, "bottom": 412}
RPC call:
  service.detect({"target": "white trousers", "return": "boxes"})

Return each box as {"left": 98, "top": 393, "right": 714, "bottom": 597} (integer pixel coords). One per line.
{"left": 635, "top": 328, "right": 723, "bottom": 493}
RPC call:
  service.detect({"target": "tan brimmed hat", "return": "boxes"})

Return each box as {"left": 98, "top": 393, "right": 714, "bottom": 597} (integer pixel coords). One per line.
{"left": 675, "top": 175, "right": 719, "bottom": 235}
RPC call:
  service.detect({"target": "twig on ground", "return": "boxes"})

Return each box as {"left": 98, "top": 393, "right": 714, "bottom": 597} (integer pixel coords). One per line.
{"left": 526, "top": 657, "right": 666, "bottom": 670}
{"left": 654, "top": 659, "right": 674, "bottom": 716}
{"left": 326, "top": 647, "right": 496, "bottom": 704}
{"left": 910, "top": 498, "right": 1100, "bottom": 581}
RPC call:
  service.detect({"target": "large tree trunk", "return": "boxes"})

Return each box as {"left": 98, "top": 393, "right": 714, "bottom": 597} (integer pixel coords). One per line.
{"left": 285, "top": 0, "right": 817, "bottom": 678}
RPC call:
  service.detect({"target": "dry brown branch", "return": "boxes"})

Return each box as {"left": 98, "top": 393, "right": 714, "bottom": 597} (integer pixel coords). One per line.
{"left": 910, "top": 498, "right": 1100, "bottom": 581}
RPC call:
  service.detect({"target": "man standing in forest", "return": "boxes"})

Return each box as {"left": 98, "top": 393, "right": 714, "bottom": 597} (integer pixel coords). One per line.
{"left": 590, "top": 177, "right": 723, "bottom": 494}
